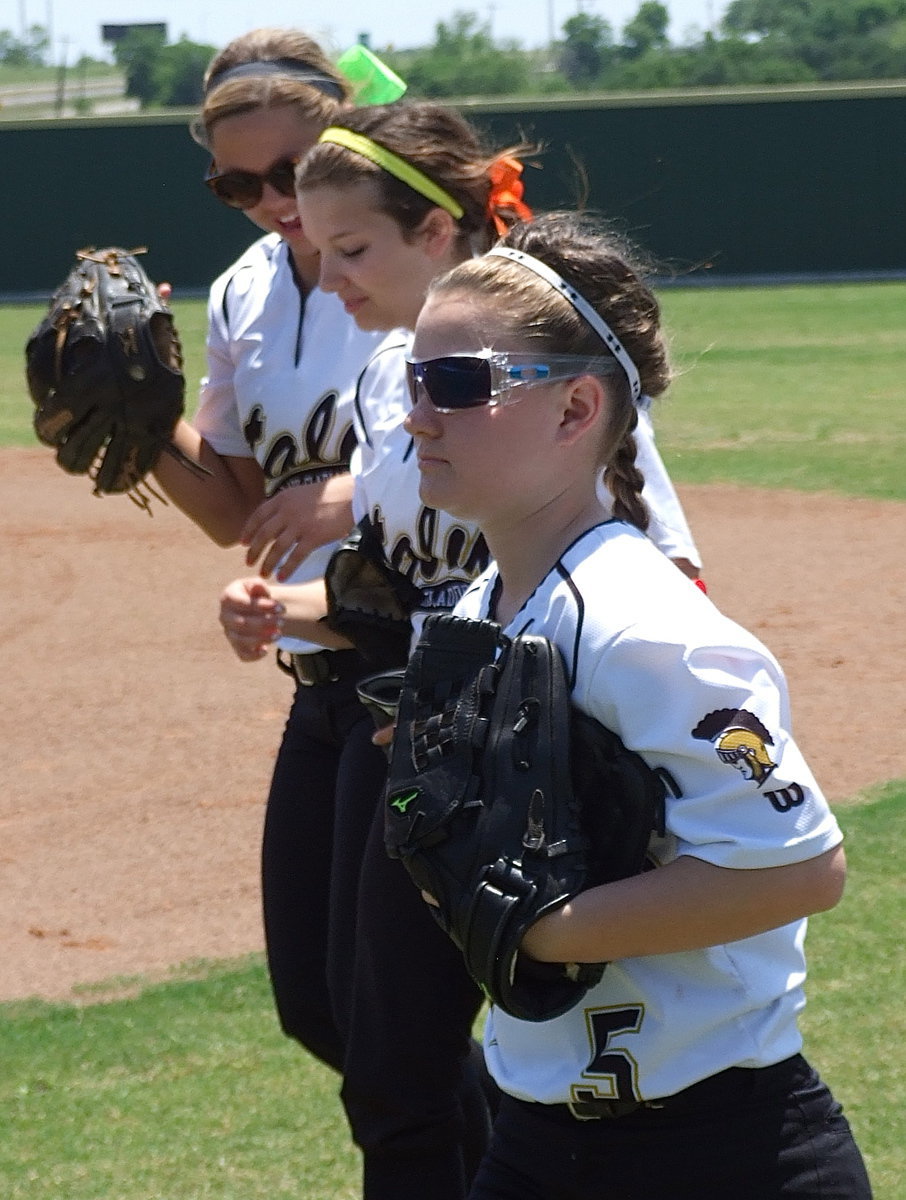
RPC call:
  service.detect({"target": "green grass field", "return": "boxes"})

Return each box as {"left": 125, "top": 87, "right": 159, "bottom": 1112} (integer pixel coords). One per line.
{"left": 6, "top": 280, "right": 906, "bottom": 498}
{"left": 1, "top": 785, "right": 901, "bottom": 1199}
{"left": 658, "top": 281, "right": 906, "bottom": 498}
{"left": 3, "top": 281, "right": 904, "bottom": 1197}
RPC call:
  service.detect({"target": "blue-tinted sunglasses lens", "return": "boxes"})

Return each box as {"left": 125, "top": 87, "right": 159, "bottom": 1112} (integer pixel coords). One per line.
{"left": 408, "top": 357, "right": 493, "bottom": 410}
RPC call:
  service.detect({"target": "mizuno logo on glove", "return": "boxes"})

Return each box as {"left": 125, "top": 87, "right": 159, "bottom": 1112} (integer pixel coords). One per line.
{"left": 389, "top": 789, "right": 420, "bottom": 814}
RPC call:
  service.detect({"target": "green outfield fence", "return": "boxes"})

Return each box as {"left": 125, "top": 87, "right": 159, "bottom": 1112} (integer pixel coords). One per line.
{"left": 2, "top": 81, "right": 905, "bottom": 297}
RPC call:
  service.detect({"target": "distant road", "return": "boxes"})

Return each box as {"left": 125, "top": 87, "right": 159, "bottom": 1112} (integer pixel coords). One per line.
{"left": 0, "top": 74, "right": 137, "bottom": 116}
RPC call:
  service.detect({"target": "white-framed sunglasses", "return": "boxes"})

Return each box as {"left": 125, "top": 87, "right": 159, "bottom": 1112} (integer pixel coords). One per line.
{"left": 405, "top": 350, "right": 621, "bottom": 413}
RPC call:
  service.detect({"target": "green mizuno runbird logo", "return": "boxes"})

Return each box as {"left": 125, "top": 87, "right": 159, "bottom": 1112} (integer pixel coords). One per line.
{"left": 389, "top": 789, "right": 420, "bottom": 814}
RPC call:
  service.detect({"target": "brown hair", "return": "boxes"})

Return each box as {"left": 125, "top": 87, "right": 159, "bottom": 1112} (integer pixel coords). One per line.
{"left": 195, "top": 28, "right": 349, "bottom": 147}
{"left": 428, "top": 211, "right": 674, "bottom": 531}
{"left": 295, "top": 101, "right": 531, "bottom": 253}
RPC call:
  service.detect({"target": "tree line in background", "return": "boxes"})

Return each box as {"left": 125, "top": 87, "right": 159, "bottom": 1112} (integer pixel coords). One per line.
{"left": 391, "top": 1, "right": 906, "bottom": 95}
{"left": 2, "top": 1, "right": 906, "bottom": 109}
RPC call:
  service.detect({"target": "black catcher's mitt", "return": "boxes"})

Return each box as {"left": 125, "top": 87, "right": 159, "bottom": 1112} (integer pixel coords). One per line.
{"left": 324, "top": 516, "right": 423, "bottom": 670}
{"left": 25, "top": 246, "right": 200, "bottom": 511}
{"left": 384, "top": 614, "right": 666, "bottom": 1022}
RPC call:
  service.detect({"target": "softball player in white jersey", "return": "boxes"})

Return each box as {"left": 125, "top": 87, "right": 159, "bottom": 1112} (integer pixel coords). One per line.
{"left": 220, "top": 102, "right": 703, "bottom": 1199}
{"left": 404, "top": 211, "right": 872, "bottom": 1198}
{"left": 197, "top": 230, "right": 383, "bottom": 614}
{"left": 147, "top": 30, "right": 405, "bottom": 1086}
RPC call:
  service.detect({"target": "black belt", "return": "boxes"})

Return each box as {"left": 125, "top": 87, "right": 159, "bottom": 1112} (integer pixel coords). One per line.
{"left": 568, "top": 1095, "right": 658, "bottom": 1120}
{"left": 276, "top": 648, "right": 357, "bottom": 687}
{"left": 515, "top": 1054, "right": 806, "bottom": 1122}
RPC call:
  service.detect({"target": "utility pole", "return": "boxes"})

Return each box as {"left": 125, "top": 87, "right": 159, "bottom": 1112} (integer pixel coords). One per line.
{"left": 54, "top": 35, "right": 69, "bottom": 118}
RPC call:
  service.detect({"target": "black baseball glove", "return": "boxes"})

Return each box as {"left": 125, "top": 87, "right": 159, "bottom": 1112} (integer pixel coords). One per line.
{"left": 324, "top": 516, "right": 423, "bottom": 670}
{"left": 25, "top": 246, "right": 202, "bottom": 512}
{"left": 384, "top": 614, "right": 666, "bottom": 1022}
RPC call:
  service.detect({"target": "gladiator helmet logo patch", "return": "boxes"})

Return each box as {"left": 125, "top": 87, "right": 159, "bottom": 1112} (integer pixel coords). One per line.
{"left": 692, "top": 709, "right": 777, "bottom": 786}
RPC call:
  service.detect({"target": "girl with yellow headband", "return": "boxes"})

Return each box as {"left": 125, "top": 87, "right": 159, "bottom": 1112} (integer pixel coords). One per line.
{"left": 296, "top": 102, "right": 701, "bottom": 577}
{"left": 219, "top": 100, "right": 525, "bottom": 1200}
{"left": 220, "top": 100, "right": 702, "bottom": 1199}
{"left": 300, "top": 105, "right": 533, "bottom": 330}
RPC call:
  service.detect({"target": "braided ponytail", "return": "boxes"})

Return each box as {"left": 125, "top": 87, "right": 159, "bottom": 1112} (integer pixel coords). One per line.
{"left": 605, "top": 417, "right": 649, "bottom": 532}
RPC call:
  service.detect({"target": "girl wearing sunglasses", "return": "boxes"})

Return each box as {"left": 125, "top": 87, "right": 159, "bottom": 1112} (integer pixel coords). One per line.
{"left": 402, "top": 210, "right": 872, "bottom": 1199}
{"left": 150, "top": 30, "right": 493, "bottom": 1199}
{"left": 220, "top": 101, "right": 704, "bottom": 1198}
{"left": 157, "top": 28, "right": 383, "bottom": 567}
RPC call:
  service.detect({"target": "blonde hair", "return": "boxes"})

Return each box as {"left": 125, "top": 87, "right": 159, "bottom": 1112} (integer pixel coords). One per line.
{"left": 429, "top": 211, "right": 673, "bottom": 531}
{"left": 296, "top": 101, "right": 531, "bottom": 253}
{"left": 194, "top": 28, "right": 349, "bottom": 147}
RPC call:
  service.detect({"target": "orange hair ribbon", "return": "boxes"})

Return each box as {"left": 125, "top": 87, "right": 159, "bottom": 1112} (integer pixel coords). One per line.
{"left": 487, "top": 156, "right": 533, "bottom": 235}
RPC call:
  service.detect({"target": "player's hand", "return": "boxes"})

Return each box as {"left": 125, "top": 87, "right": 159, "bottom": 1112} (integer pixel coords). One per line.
{"left": 219, "top": 576, "right": 284, "bottom": 662}
{"left": 241, "top": 476, "right": 355, "bottom": 581}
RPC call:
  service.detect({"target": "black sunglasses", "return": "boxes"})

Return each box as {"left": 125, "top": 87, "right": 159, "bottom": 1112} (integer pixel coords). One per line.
{"left": 406, "top": 351, "right": 618, "bottom": 414}
{"left": 204, "top": 157, "right": 299, "bottom": 210}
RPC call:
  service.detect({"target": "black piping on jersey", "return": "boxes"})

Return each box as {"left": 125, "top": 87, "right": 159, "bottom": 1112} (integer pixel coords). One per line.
{"left": 286, "top": 251, "right": 308, "bottom": 366}
{"left": 486, "top": 526, "right": 620, "bottom": 691}
{"left": 553, "top": 561, "right": 585, "bottom": 690}
{"left": 351, "top": 335, "right": 410, "bottom": 449}
{"left": 220, "top": 240, "right": 308, "bottom": 367}
{"left": 486, "top": 563, "right": 582, "bottom": 674}
{"left": 220, "top": 269, "right": 242, "bottom": 329}
{"left": 486, "top": 574, "right": 536, "bottom": 642}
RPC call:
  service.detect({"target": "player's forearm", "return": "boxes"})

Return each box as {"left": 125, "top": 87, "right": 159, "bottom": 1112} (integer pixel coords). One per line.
{"left": 152, "top": 421, "right": 264, "bottom": 545}
{"left": 266, "top": 579, "right": 353, "bottom": 649}
{"left": 521, "top": 844, "right": 846, "bottom": 964}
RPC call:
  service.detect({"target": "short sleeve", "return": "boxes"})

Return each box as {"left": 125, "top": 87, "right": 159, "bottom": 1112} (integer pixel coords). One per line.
{"left": 583, "top": 626, "right": 842, "bottom": 871}
{"left": 191, "top": 274, "right": 255, "bottom": 459}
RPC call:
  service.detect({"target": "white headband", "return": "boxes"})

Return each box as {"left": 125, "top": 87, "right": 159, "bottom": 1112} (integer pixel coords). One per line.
{"left": 487, "top": 247, "right": 642, "bottom": 403}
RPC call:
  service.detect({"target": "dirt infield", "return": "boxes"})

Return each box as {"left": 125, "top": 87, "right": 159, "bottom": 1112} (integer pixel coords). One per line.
{"left": 3, "top": 446, "right": 905, "bottom": 1002}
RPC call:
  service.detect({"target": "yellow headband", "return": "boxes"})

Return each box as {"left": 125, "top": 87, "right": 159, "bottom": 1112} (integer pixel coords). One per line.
{"left": 318, "top": 126, "right": 465, "bottom": 220}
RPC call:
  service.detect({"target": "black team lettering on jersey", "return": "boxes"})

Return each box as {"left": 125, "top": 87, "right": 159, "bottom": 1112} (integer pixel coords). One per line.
{"left": 243, "top": 391, "right": 356, "bottom": 487}
{"left": 371, "top": 502, "right": 489, "bottom": 587}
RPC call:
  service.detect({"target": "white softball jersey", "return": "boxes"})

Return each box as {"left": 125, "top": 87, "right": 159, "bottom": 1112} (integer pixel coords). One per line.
{"left": 454, "top": 521, "right": 842, "bottom": 1105}
{"left": 191, "top": 233, "right": 385, "bottom": 652}
{"left": 350, "top": 334, "right": 491, "bottom": 642}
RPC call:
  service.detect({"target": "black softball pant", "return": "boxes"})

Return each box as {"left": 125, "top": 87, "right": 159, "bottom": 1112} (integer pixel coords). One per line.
{"left": 261, "top": 658, "right": 496, "bottom": 1200}
{"left": 340, "top": 777, "right": 494, "bottom": 1199}
{"left": 468, "top": 1054, "right": 872, "bottom": 1200}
